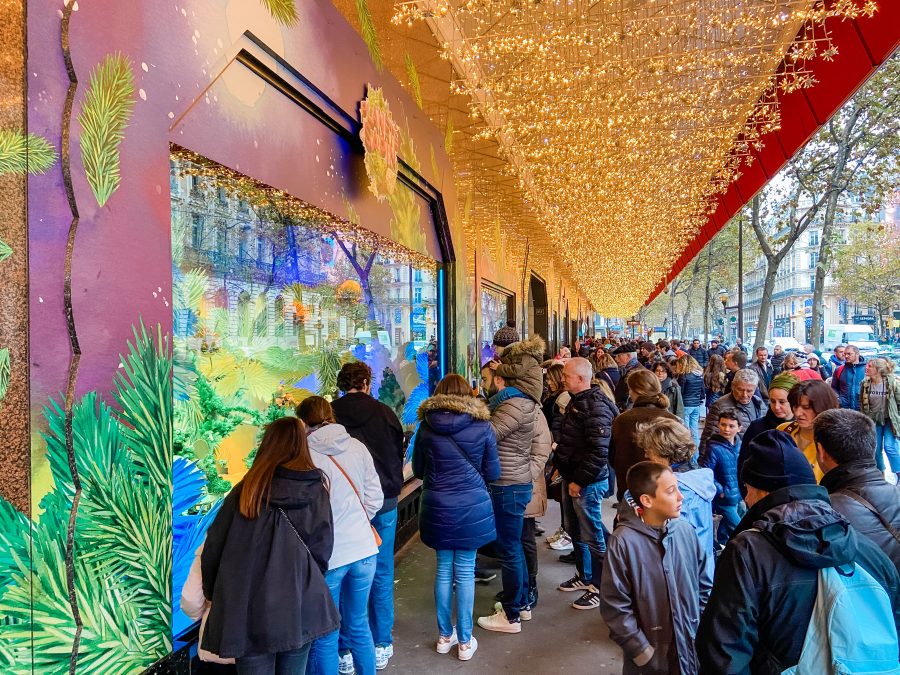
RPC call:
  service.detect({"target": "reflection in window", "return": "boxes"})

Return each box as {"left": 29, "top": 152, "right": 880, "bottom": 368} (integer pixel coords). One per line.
{"left": 481, "top": 284, "right": 513, "bottom": 362}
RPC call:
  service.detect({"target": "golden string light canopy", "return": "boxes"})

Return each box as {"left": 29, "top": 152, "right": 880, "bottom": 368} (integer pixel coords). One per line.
{"left": 393, "top": 0, "right": 877, "bottom": 315}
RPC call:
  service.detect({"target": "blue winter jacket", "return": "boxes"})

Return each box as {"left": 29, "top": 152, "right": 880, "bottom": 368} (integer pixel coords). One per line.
{"left": 701, "top": 434, "right": 742, "bottom": 506}
{"left": 679, "top": 371, "right": 705, "bottom": 407}
{"left": 831, "top": 357, "right": 867, "bottom": 410}
{"left": 672, "top": 462, "right": 717, "bottom": 580}
{"left": 413, "top": 394, "right": 501, "bottom": 551}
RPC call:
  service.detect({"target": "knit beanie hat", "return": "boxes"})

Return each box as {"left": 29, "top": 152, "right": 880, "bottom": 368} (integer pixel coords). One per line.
{"left": 741, "top": 430, "right": 815, "bottom": 493}
{"left": 768, "top": 371, "right": 800, "bottom": 393}
{"left": 492, "top": 321, "right": 520, "bottom": 348}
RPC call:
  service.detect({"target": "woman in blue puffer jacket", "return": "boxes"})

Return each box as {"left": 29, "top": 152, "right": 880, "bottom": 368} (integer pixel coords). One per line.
{"left": 412, "top": 374, "right": 501, "bottom": 662}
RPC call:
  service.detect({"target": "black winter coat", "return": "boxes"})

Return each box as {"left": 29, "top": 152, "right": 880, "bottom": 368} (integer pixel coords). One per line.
{"left": 737, "top": 410, "right": 787, "bottom": 498}
{"left": 201, "top": 468, "right": 340, "bottom": 659}
{"left": 821, "top": 460, "right": 900, "bottom": 574}
{"left": 696, "top": 485, "right": 900, "bottom": 674}
{"left": 614, "top": 359, "right": 642, "bottom": 411}
{"left": 554, "top": 385, "right": 618, "bottom": 487}
{"left": 687, "top": 347, "right": 708, "bottom": 367}
{"left": 332, "top": 392, "right": 405, "bottom": 504}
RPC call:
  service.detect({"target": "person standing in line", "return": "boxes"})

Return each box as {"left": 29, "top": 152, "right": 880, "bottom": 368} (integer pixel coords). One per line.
{"left": 542, "top": 363, "right": 572, "bottom": 549}
{"left": 687, "top": 339, "right": 708, "bottom": 367}
{"left": 700, "top": 410, "right": 743, "bottom": 545}
{"left": 831, "top": 344, "right": 867, "bottom": 410}
{"left": 749, "top": 346, "right": 773, "bottom": 403}
{"left": 703, "top": 354, "right": 728, "bottom": 412}
{"left": 553, "top": 357, "right": 618, "bottom": 610}
{"left": 413, "top": 374, "right": 500, "bottom": 661}
{"left": 829, "top": 344, "right": 846, "bottom": 377}
{"left": 860, "top": 357, "right": 900, "bottom": 479}
{"left": 652, "top": 361, "right": 685, "bottom": 421}
{"left": 521, "top": 393, "right": 553, "bottom": 611}
{"left": 805, "top": 354, "right": 829, "bottom": 380}
{"left": 781, "top": 352, "right": 822, "bottom": 381}
{"left": 777, "top": 380, "right": 840, "bottom": 481}
{"left": 201, "top": 417, "right": 340, "bottom": 674}
{"left": 722, "top": 349, "right": 748, "bottom": 395}
{"left": 706, "top": 339, "right": 726, "bottom": 361}
{"left": 770, "top": 344, "right": 786, "bottom": 375}
{"left": 612, "top": 343, "right": 642, "bottom": 411}
{"left": 816, "top": 409, "right": 900, "bottom": 573}
{"left": 674, "top": 355, "right": 705, "bottom": 447}
{"left": 331, "top": 363, "right": 405, "bottom": 672}
{"left": 600, "top": 462, "right": 712, "bottom": 675}
{"left": 298, "top": 398, "right": 384, "bottom": 675}
{"left": 699, "top": 369, "right": 764, "bottom": 460}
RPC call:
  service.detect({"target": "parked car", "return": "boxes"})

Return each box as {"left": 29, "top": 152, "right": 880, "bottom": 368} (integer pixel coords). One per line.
{"left": 765, "top": 336, "right": 804, "bottom": 352}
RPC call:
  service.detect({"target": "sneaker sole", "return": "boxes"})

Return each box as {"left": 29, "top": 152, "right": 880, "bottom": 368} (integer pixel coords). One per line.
{"left": 436, "top": 642, "right": 458, "bottom": 654}
{"left": 557, "top": 585, "right": 588, "bottom": 592}
{"left": 571, "top": 602, "right": 601, "bottom": 610}
{"left": 477, "top": 619, "right": 521, "bottom": 633}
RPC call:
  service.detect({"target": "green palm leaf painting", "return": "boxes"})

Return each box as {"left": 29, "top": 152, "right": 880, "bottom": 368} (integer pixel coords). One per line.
{"left": 0, "top": 129, "right": 57, "bottom": 175}
{"left": 356, "top": 0, "right": 382, "bottom": 71}
{"left": 405, "top": 54, "right": 422, "bottom": 108}
{"left": 77, "top": 53, "right": 136, "bottom": 207}
{"left": 0, "top": 348, "right": 8, "bottom": 407}
{"left": 0, "top": 238, "right": 11, "bottom": 262}
{"left": 260, "top": 0, "right": 298, "bottom": 26}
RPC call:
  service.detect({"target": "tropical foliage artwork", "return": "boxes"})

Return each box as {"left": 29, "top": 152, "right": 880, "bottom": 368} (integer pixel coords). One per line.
{"left": 0, "top": 128, "right": 57, "bottom": 175}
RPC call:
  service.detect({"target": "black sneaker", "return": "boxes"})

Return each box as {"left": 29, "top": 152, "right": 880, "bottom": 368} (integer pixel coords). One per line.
{"left": 558, "top": 551, "right": 577, "bottom": 564}
{"left": 534, "top": 522, "right": 546, "bottom": 536}
{"left": 474, "top": 569, "right": 497, "bottom": 583}
{"left": 571, "top": 588, "right": 601, "bottom": 610}
{"left": 557, "top": 575, "right": 589, "bottom": 592}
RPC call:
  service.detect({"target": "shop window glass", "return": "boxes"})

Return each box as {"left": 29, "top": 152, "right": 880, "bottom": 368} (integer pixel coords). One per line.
{"left": 481, "top": 283, "right": 513, "bottom": 362}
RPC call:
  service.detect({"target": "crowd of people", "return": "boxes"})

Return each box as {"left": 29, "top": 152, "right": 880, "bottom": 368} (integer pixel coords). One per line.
{"left": 185, "top": 325, "right": 900, "bottom": 674}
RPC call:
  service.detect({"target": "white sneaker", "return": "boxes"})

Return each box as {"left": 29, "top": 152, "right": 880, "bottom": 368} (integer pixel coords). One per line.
{"left": 374, "top": 644, "right": 393, "bottom": 670}
{"left": 545, "top": 527, "right": 565, "bottom": 544}
{"left": 338, "top": 652, "right": 355, "bottom": 675}
{"left": 458, "top": 636, "right": 478, "bottom": 661}
{"left": 436, "top": 630, "right": 458, "bottom": 654}
{"left": 548, "top": 534, "right": 573, "bottom": 551}
{"left": 477, "top": 607, "right": 522, "bottom": 633}
{"left": 494, "top": 601, "right": 531, "bottom": 621}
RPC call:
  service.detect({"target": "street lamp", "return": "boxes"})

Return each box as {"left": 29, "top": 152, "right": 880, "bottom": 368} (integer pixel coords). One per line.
{"left": 719, "top": 289, "right": 729, "bottom": 312}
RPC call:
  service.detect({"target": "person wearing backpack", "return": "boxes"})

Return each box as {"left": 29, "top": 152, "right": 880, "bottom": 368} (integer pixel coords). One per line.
{"left": 817, "top": 409, "right": 900, "bottom": 573}
{"left": 697, "top": 429, "right": 900, "bottom": 674}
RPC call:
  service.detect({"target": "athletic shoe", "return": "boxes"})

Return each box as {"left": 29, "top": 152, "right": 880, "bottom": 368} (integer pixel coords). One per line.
{"left": 338, "top": 652, "right": 355, "bottom": 674}
{"left": 534, "top": 522, "right": 546, "bottom": 536}
{"left": 558, "top": 551, "right": 577, "bottom": 564}
{"left": 545, "top": 528, "right": 566, "bottom": 545}
{"left": 549, "top": 534, "right": 573, "bottom": 551}
{"left": 374, "top": 644, "right": 393, "bottom": 670}
{"left": 494, "top": 601, "right": 531, "bottom": 621}
{"left": 458, "top": 637, "right": 478, "bottom": 661}
{"left": 477, "top": 607, "right": 521, "bottom": 633}
{"left": 436, "top": 630, "right": 458, "bottom": 654}
{"left": 557, "top": 575, "right": 589, "bottom": 592}
{"left": 474, "top": 569, "right": 497, "bottom": 583}
{"left": 571, "top": 587, "right": 602, "bottom": 610}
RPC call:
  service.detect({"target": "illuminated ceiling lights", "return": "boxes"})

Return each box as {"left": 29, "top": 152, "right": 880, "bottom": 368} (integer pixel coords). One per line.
{"left": 393, "top": 0, "right": 877, "bottom": 315}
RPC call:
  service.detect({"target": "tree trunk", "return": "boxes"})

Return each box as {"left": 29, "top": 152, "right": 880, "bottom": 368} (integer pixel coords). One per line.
{"left": 755, "top": 260, "right": 779, "bottom": 351}
{"left": 703, "top": 243, "right": 713, "bottom": 341}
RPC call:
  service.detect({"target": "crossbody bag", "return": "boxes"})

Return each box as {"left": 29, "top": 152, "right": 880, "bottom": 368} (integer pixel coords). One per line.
{"left": 443, "top": 436, "right": 488, "bottom": 490}
{"left": 836, "top": 488, "right": 900, "bottom": 545}
{"left": 328, "top": 456, "right": 382, "bottom": 547}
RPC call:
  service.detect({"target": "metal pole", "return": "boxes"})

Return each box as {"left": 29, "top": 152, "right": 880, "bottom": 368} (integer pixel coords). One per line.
{"left": 738, "top": 214, "right": 744, "bottom": 343}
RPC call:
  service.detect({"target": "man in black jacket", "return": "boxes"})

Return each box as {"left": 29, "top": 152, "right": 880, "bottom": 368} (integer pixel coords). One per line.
{"left": 331, "top": 362, "right": 405, "bottom": 670}
{"left": 697, "top": 430, "right": 900, "bottom": 674}
{"left": 816, "top": 408, "right": 900, "bottom": 573}
{"left": 611, "top": 343, "right": 641, "bottom": 411}
{"left": 687, "top": 339, "right": 708, "bottom": 367}
{"left": 554, "top": 357, "right": 619, "bottom": 610}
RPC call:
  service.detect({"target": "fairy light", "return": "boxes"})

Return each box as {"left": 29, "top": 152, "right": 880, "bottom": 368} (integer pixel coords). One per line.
{"left": 394, "top": 0, "right": 877, "bottom": 315}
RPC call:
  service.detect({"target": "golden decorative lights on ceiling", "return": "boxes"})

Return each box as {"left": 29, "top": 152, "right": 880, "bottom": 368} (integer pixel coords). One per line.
{"left": 393, "top": 0, "right": 877, "bottom": 315}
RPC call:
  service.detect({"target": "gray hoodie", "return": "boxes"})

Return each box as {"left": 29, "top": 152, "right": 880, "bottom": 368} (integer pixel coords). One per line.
{"left": 600, "top": 502, "right": 712, "bottom": 675}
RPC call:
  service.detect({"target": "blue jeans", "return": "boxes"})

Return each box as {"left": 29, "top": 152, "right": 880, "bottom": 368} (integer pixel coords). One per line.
{"left": 683, "top": 405, "right": 702, "bottom": 446}
{"left": 339, "top": 508, "right": 397, "bottom": 652}
{"left": 435, "top": 549, "right": 477, "bottom": 643}
{"left": 876, "top": 423, "right": 900, "bottom": 473}
{"left": 488, "top": 483, "right": 532, "bottom": 621}
{"left": 238, "top": 644, "right": 311, "bottom": 674}
{"left": 309, "top": 556, "right": 377, "bottom": 675}
{"left": 562, "top": 479, "right": 608, "bottom": 589}
{"left": 715, "top": 502, "right": 742, "bottom": 545}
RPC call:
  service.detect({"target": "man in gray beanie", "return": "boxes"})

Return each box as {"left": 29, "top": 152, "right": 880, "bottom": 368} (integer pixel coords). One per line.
{"left": 697, "top": 430, "right": 900, "bottom": 672}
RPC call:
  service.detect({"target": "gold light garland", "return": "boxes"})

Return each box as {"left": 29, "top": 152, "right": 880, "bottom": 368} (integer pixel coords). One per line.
{"left": 393, "top": 0, "right": 877, "bottom": 315}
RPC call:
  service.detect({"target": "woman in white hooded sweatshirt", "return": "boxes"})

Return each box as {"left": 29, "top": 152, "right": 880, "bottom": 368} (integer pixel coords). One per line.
{"left": 298, "top": 396, "right": 384, "bottom": 675}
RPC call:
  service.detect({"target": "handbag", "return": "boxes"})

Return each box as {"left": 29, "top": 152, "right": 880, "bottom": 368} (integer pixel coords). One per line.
{"left": 328, "top": 456, "right": 383, "bottom": 547}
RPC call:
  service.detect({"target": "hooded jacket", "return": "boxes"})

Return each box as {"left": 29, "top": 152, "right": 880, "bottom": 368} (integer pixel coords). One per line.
{"left": 331, "top": 392, "right": 405, "bottom": 506}
{"left": 413, "top": 394, "right": 500, "bottom": 551}
{"left": 600, "top": 502, "right": 713, "bottom": 675}
{"left": 699, "top": 393, "right": 764, "bottom": 461}
{"left": 700, "top": 434, "right": 742, "bottom": 506}
{"left": 821, "top": 460, "right": 900, "bottom": 574}
{"left": 737, "top": 410, "right": 789, "bottom": 498}
{"left": 490, "top": 387, "right": 538, "bottom": 485}
{"left": 673, "top": 464, "right": 717, "bottom": 577}
{"left": 679, "top": 370, "right": 705, "bottom": 407}
{"left": 696, "top": 485, "right": 900, "bottom": 674}
{"left": 308, "top": 423, "right": 384, "bottom": 570}
{"left": 494, "top": 336, "right": 547, "bottom": 403}
{"left": 831, "top": 357, "right": 867, "bottom": 410}
{"left": 770, "top": 351, "right": 786, "bottom": 375}
{"left": 201, "top": 468, "right": 340, "bottom": 659}
{"left": 610, "top": 397, "right": 680, "bottom": 500}
{"left": 555, "top": 385, "right": 618, "bottom": 488}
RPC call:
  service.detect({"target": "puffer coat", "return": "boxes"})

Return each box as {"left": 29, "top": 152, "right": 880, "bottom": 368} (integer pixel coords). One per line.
{"left": 524, "top": 408, "right": 552, "bottom": 518}
{"left": 679, "top": 371, "right": 705, "bottom": 407}
{"left": 495, "top": 336, "right": 547, "bottom": 403}
{"left": 700, "top": 434, "right": 742, "bottom": 506}
{"left": 413, "top": 394, "right": 501, "bottom": 551}
{"left": 555, "top": 385, "right": 618, "bottom": 488}
{"left": 490, "top": 387, "right": 538, "bottom": 485}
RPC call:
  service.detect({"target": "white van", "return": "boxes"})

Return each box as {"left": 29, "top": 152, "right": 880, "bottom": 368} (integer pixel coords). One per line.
{"left": 824, "top": 324, "right": 879, "bottom": 356}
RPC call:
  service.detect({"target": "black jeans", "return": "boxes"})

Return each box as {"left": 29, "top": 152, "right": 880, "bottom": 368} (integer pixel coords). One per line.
{"left": 521, "top": 517, "right": 537, "bottom": 583}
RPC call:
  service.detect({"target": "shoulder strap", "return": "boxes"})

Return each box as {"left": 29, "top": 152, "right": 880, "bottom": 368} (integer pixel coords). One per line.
{"left": 836, "top": 488, "right": 900, "bottom": 545}
{"left": 329, "top": 456, "right": 370, "bottom": 516}
{"left": 444, "top": 435, "right": 487, "bottom": 489}
{"left": 277, "top": 507, "right": 313, "bottom": 555}
{"left": 835, "top": 364, "right": 844, "bottom": 382}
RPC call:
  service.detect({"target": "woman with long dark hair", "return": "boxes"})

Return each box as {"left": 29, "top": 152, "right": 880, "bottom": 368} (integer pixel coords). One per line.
{"left": 704, "top": 354, "right": 728, "bottom": 411}
{"left": 201, "top": 417, "right": 339, "bottom": 674}
{"left": 778, "top": 380, "right": 839, "bottom": 480}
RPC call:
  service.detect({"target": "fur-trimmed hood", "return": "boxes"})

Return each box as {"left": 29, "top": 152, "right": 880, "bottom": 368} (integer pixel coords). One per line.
{"left": 417, "top": 394, "right": 491, "bottom": 422}
{"left": 496, "top": 335, "right": 546, "bottom": 362}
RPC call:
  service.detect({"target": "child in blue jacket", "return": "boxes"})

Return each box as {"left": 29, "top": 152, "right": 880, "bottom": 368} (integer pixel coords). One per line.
{"left": 701, "top": 409, "right": 742, "bottom": 545}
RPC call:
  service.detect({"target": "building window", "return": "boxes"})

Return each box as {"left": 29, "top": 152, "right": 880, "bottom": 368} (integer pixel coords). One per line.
{"left": 809, "top": 252, "right": 819, "bottom": 269}
{"left": 809, "top": 276, "right": 815, "bottom": 292}
{"left": 414, "top": 269, "right": 423, "bottom": 282}
{"left": 191, "top": 214, "right": 204, "bottom": 249}
{"left": 414, "top": 286, "right": 423, "bottom": 304}
{"left": 809, "top": 230, "right": 819, "bottom": 247}
{"left": 394, "top": 267, "right": 402, "bottom": 283}
{"left": 257, "top": 236, "right": 266, "bottom": 263}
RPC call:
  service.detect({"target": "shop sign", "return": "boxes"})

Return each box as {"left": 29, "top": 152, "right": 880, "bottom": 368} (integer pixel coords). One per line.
{"left": 360, "top": 86, "right": 400, "bottom": 201}
{"left": 852, "top": 314, "right": 878, "bottom": 325}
